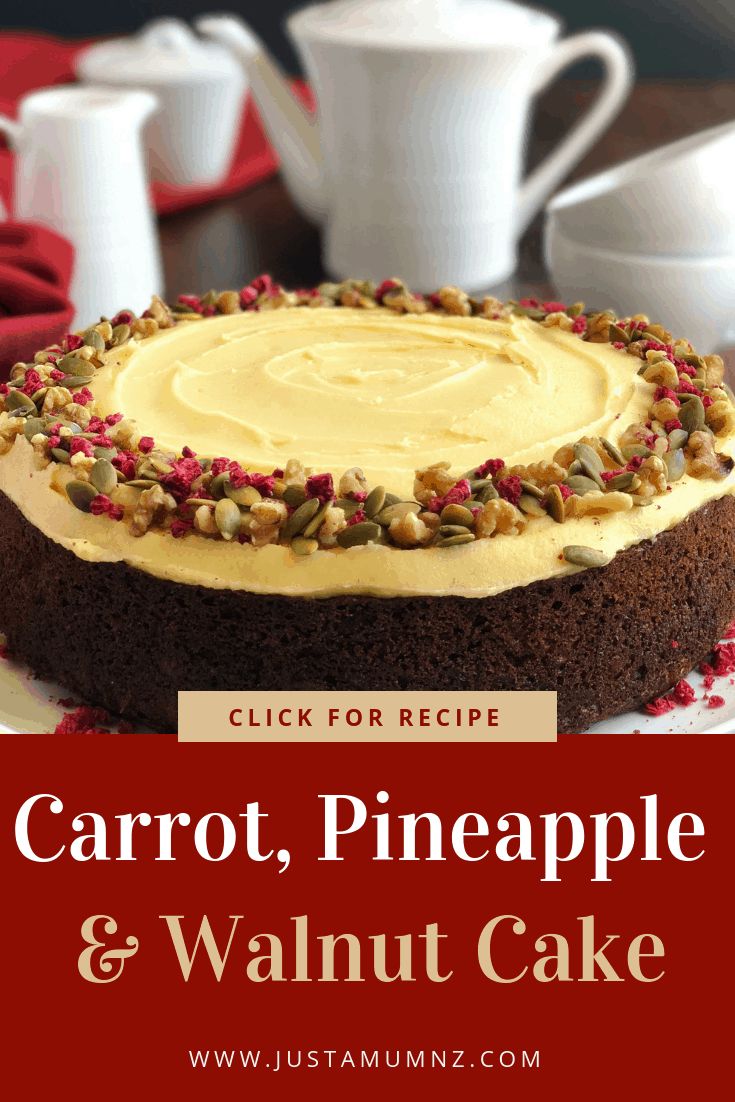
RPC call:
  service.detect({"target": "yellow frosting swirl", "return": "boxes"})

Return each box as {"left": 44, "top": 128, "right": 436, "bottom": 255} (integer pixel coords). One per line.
{"left": 91, "top": 308, "right": 651, "bottom": 498}
{"left": 1, "top": 307, "right": 734, "bottom": 599}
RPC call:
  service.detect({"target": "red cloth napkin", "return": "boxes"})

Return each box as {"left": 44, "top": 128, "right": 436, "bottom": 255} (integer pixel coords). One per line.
{"left": 0, "top": 32, "right": 311, "bottom": 218}
{"left": 0, "top": 221, "right": 75, "bottom": 379}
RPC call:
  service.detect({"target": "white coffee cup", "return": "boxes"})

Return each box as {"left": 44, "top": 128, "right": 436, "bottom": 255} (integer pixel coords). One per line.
{"left": 0, "top": 86, "right": 163, "bottom": 326}
{"left": 76, "top": 19, "right": 248, "bottom": 189}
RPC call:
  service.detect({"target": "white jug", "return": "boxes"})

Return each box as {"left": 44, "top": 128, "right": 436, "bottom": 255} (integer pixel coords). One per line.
{"left": 0, "top": 86, "right": 163, "bottom": 326}
{"left": 198, "top": 0, "right": 634, "bottom": 289}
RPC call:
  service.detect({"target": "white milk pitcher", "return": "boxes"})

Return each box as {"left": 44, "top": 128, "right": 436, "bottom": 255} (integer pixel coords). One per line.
{"left": 0, "top": 86, "right": 163, "bottom": 326}
{"left": 200, "top": 0, "right": 634, "bottom": 289}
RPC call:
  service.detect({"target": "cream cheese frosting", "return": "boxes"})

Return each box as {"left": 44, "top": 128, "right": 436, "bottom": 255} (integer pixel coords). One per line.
{"left": 1, "top": 307, "right": 734, "bottom": 598}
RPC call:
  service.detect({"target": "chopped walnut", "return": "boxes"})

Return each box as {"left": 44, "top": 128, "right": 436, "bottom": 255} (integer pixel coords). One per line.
{"left": 284, "top": 458, "right": 307, "bottom": 486}
{"left": 216, "top": 290, "right": 240, "bottom": 315}
{"left": 131, "top": 483, "right": 177, "bottom": 536}
{"left": 64, "top": 403, "right": 92, "bottom": 429}
{"left": 340, "top": 286, "right": 378, "bottom": 309}
{"left": 0, "top": 414, "right": 25, "bottom": 454}
{"left": 418, "top": 510, "right": 441, "bottom": 533}
{"left": 651, "top": 397, "right": 680, "bottom": 424}
{"left": 687, "top": 430, "right": 734, "bottom": 480}
{"left": 249, "top": 520, "right": 281, "bottom": 547}
{"left": 338, "top": 466, "right": 368, "bottom": 498}
{"left": 643, "top": 356, "right": 679, "bottom": 389}
{"left": 69, "top": 453, "right": 95, "bottom": 473}
{"left": 436, "top": 286, "right": 472, "bottom": 316}
{"left": 475, "top": 498, "right": 527, "bottom": 538}
{"left": 250, "top": 499, "right": 288, "bottom": 526}
{"left": 553, "top": 436, "right": 609, "bottom": 470}
{"left": 132, "top": 317, "right": 158, "bottom": 339}
{"left": 634, "top": 456, "right": 668, "bottom": 498}
{"left": 705, "top": 399, "right": 735, "bottom": 436}
{"left": 414, "top": 461, "right": 456, "bottom": 505}
{"left": 389, "top": 510, "right": 433, "bottom": 547}
{"left": 42, "top": 386, "right": 73, "bottom": 413}
{"left": 193, "top": 504, "right": 218, "bottom": 535}
{"left": 317, "top": 505, "right": 347, "bottom": 547}
{"left": 504, "top": 460, "right": 567, "bottom": 487}
{"left": 618, "top": 423, "right": 652, "bottom": 452}
{"left": 477, "top": 296, "right": 510, "bottom": 320}
{"left": 586, "top": 310, "right": 616, "bottom": 343}
{"left": 381, "top": 286, "right": 427, "bottom": 314}
{"left": 106, "top": 418, "right": 138, "bottom": 448}
{"left": 565, "top": 491, "right": 633, "bottom": 518}
{"left": 542, "top": 311, "right": 574, "bottom": 331}
{"left": 702, "top": 354, "right": 725, "bottom": 388}
{"left": 147, "top": 294, "right": 175, "bottom": 329}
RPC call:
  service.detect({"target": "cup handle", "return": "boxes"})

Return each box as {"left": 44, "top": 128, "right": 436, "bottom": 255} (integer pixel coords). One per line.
{"left": 516, "top": 31, "right": 634, "bottom": 236}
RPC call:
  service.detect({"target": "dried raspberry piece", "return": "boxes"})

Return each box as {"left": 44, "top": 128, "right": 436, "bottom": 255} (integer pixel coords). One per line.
{"left": 556, "top": 483, "right": 574, "bottom": 501}
{"left": 670, "top": 679, "right": 696, "bottom": 707}
{"left": 64, "top": 333, "right": 85, "bottom": 352}
{"left": 105, "top": 412, "right": 123, "bottom": 426}
{"left": 112, "top": 451, "right": 136, "bottom": 480}
{"left": 347, "top": 509, "right": 367, "bottom": 526}
{"left": 724, "top": 621, "right": 735, "bottom": 639}
{"left": 69, "top": 438, "right": 94, "bottom": 458}
{"left": 161, "top": 456, "right": 203, "bottom": 500}
{"left": 182, "top": 445, "right": 197, "bottom": 458}
{"left": 653, "top": 386, "right": 680, "bottom": 406}
{"left": 54, "top": 705, "right": 111, "bottom": 734}
{"left": 708, "top": 695, "right": 726, "bottom": 709}
{"left": 239, "top": 286, "right": 258, "bottom": 308}
{"left": 210, "top": 456, "right": 230, "bottom": 476}
{"left": 474, "top": 457, "right": 505, "bottom": 479}
{"left": 496, "top": 475, "right": 522, "bottom": 506}
{"left": 306, "top": 472, "right": 335, "bottom": 503}
{"left": 111, "top": 310, "right": 134, "bottom": 326}
{"left": 542, "top": 300, "right": 567, "bottom": 313}
{"left": 138, "top": 436, "right": 155, "bottom": 453}
{"left": 427, "top": 479, "right": 472, "bottom": 514}
{"left": 644, "top": 696, "right": 675, "bottom": 717}
{"left": 177, "top": 294, "right": 203, "bottom": 313}
{"left": 572, "top": 315, "right": 587, "bottom": 334}
{"left": 170, "top": 518, "right": 193, "bottom": 538}
{"left": 375, "top": 278, "right": 400, "bottom": 303}
{"left": 73, "top": 387, "right": 94, "bottom": 405}
{"left": 664, "top": 418, "right": 682, "bottom": 432}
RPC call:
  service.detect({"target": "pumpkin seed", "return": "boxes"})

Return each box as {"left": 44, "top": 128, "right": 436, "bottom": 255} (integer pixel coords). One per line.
{"left": 364, "top": 485, "right": 386, "bottom": 517}
{"left": 622, "top": 444, "right": 653, "bottom": 461}
{"left": 382, "top": 492, "right": 401, "bottom": 508}
{"left": 6, "top": 390, "right": 35, "bottom": 413}
{"left": 469, "top": 477, "right": 493, "bottom": 494}
{"left": 564, "top": 474, "right": 600, "bottom": 496}
{"left": 475, "top": 483, "right": 499, "bottom": 504}
{"left": 51, "top": 447, "right": 71, "bottom": 464}
{"left": 664, "top": 448, "right": 686, "bottom": 482}
{"left": 440, "top": 503, "right": 475, "bottom": 527}
{"left": 66, "top": 480, "right": 97, "bottom": 512}
{"left": 604, "top": 471, "right": 635, "bottom": 492}
{"left": 110, "top": 323, "right": 131, "bottom": 347}
{"left": 210, "top": 472, "right": 231, "bottom": 500}
{"left": 435, "top": 532, "right": 475, "bottom": 547}
{"left": 563, "top": 544, "right": 609, "bottom": 569}
{"left": 94, "top": 446, "right": 117, "bottom": 461}
{"left": 336, "top": 520, "right": 381, "bottom": 548}
{"left": 23, "top": 416, "right": 46, "bottom": 441}
{"left": 282, "top": 484, "right": 307, "bottom": 509}
{"left": 185, "top": 497, "right": 215, "bottom": 508}
{"left": 58, "top": 353, "right": 93, "bottom": 377}
{"left": 83, "top": 328, "right": 105, "bottom": 353}
{"left": 302, "top": 501, "right": 331, "bottom": 538}
{"left": 573, "top": 442, "right": 604, "bottom": 487}
{"left": 518, "top": 493, "right": 547, "bottom": 517}
{"left": 224, "top": 482, "right": 261, "bottom": 507}
{"left": 545, "top": 483, "right": 566, "bottom": 523}
{"left": 517, "top": 479, "right": 542, "bottom": 500}
{"left": 60, "top": 374, "right": 95, "bottom": 389}
{"left": 126, "top": 479, "right": 158, "bottom": 489}
{"left": 335, "top": 497, "right": 362, "bottom": 519}
{"left": 438, "top": 523, "right": 472, "bottom": 538}
{"left": 214, "top": 497, "right": 241, "bottom": 540}
{"left": 291, "top": 536, "right": 319, "bottom": 556}
{"left": 679, "top": 395, "right": 705, "bottom": 435}
{"left": 90, "top": 458, "right": 117, "bottom": 495}
{"left": 32, "top": 387, "right": 48, "bottom": 407}
{"left": 375, "top": 501, "right": 421, "bottom": 526}
{"left": 608, "top": 323, "right": 629, "bottom": 344}
{"left": 281, "top": 497, "right": 321, "bottom": 540}
{"left": 566, "top": 459, "right": 583, "bottom": 476}
{"left": 667, "top": 428, "right": 688, "bottom": 451}
{"left": 601, "top": 437, "right": 626, "bottom": 466}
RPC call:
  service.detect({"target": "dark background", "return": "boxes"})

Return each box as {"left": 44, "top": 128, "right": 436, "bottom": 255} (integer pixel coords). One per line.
{"left": 1, "top": 0, "right": 734, "bottom": 78}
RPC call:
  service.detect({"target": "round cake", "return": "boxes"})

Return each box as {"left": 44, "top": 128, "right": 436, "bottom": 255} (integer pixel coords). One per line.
{"left": 1, "top": 276, "right": 734, "bottom": 732}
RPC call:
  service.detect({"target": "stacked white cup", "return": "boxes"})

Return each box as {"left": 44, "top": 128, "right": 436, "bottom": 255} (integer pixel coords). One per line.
{"left": 544, "top": 121, "right": 735, "bottom": 352}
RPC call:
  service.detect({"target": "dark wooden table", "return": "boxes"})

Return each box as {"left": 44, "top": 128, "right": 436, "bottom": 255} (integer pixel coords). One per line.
{"left": 159, "top": 80, "right": 735, "bottom": 367}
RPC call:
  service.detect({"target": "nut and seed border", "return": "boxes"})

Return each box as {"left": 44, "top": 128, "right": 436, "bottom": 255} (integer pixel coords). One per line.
{"left": 1, "top": 274, "right": 734, "bottom": 567}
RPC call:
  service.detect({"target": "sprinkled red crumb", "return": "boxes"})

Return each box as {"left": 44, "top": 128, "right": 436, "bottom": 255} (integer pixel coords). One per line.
{"left": 708, "top": 695, "right": 726, "bottom": 709}
{"left": 375, "top": 278, "right": 401, "bottom": 303}
{"left": 671, "top": 640, "right": 679, "bottom": 648}
{"left": 347, "top": 509, "right": 367, "bottom": 526}
{"left": 664, "top": 418, "right": 682, "bottom": 432}
{"left": 572, "top": 315, "right": 587, "bottom": 334}
{"left": 557, "top": 483, "right": 573, "bottom": 501}
{"left": 702, "top": 395, "right": 713, "bottom": 409}
{"left": 542, "top": 300, "right": 567, "bottom": 313}
{"left": 645, "top": 696, "right": 675, "bottom": 717}
{"left": 73, "top": 387, "right": 94, "bottom": 406}
{"left": 64, "top": 333, "right": 84, "bottom": 352}
{"left": 670, "top": 679, "right": 696, "bottom": 706}
{"left": 161, "top": 456, "right": 203, "bottom": 500}
{"left": 496, "top": 475, "right": 522, "bottom": 506}
{"left": 112, "top": 310, "right": 134, "bottom": 326}
{"left": 305, "top": 472, "right": 335, "bottom": 503}
{"left": 677, "top": 376, "right": 701, "bottom": 395}
{"left": 112, "top": 450, "right": 136, "bottom": 480}
{"left": 653, "top": 386, "right": 680, "bottom": 406}
{"left": 181, "top": 445, "right": 197, "bottom": 458}
{"left": 54, "top": 705, "right": 111, "bottom": 735}
{"left": 427, "top": 479, "right": 472, "bottom": 513}
{"left": 239, "top": 286, "right": 258, "bottom": 308}
{"left": 600, "top": 467, "right": 624, "bottom": 482}
{"left": 711, "top": 642, "right": 735, "bottom": 676}
{"left": 69, "top": 437, "right": 94, "bottom": 458}
{"left": 138, "top": 436, "right": 155, "bottom": 453}
{"left": 626, "top": 455, "right": 645, "bottom": 471}
{"left": 170, "top": 518, "right": 193, "bottom": 538}
{"left": 106, "top": 412, "right": 124, "bottom": 426}
{"left": 475, "top": 457, "right": 505, "bottom": 479}
{"left": 351, "top": 490, "right": 368, "bottom": 502}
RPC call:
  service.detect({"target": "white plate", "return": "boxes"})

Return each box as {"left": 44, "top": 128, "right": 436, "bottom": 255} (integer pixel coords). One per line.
{"left": 0, "top": 650, "right": 732, "bottom": 735}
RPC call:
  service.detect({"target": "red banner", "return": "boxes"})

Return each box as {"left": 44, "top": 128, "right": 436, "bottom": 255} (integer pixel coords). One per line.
{"left": 2, "top": 735, "right": 730, "bottom": 1098}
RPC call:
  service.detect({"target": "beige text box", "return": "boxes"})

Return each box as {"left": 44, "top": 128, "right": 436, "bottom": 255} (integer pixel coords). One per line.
{"left": 178, "top": 690, "right": 556, "bottom": 743}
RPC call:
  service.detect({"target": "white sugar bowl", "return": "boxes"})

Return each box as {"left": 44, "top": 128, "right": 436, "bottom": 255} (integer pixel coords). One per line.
{"left": 76, "top": 18, "right": 248, "bottom": 188}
